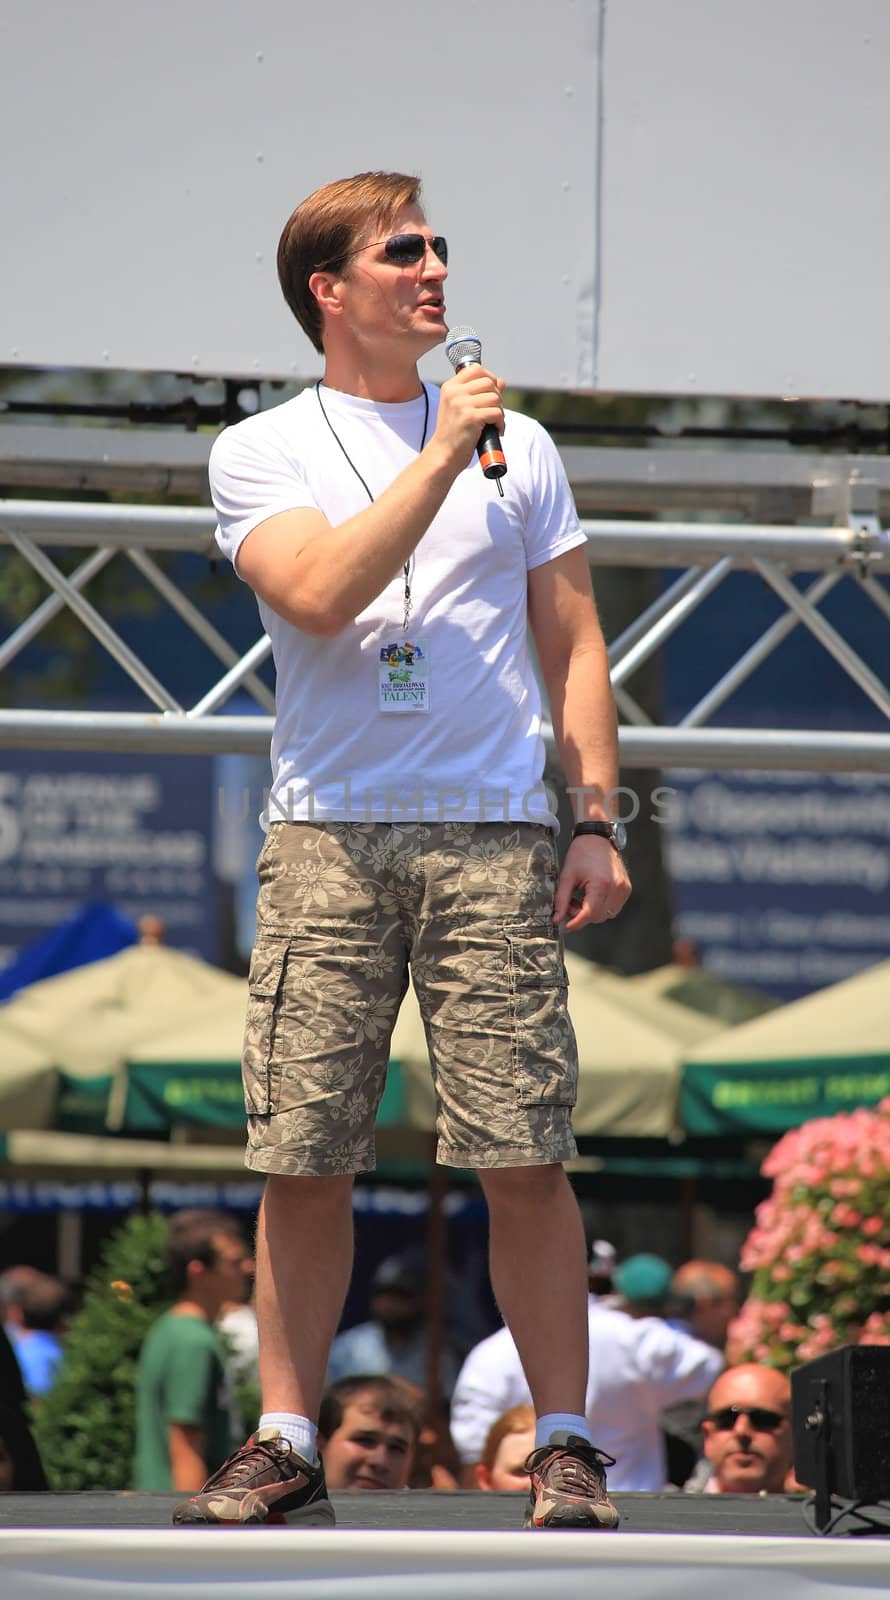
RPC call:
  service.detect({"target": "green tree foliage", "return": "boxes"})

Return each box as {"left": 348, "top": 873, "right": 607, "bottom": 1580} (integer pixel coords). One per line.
{"left": 32, "top": 1211, "right": 171, "bottom": 1489}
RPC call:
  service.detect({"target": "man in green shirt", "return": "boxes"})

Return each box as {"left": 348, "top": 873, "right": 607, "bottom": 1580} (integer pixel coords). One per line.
{"left": 135, "top": 1210, "right": 253, "bottom": 1491}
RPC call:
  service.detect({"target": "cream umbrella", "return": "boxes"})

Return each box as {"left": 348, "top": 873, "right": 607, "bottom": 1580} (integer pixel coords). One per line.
{"left": 0, "top": 945, "right": 245, "bottom": 1130}
{"left": 118, "top": 952, "right": 724, "bottom": 1143}
{"left": 0, "top": 1024, "right": 59, "bottom": 1130}
{"left": 118, "top": 983, "right": 249, "bottom": 1132}
{"left": 629, "top": 963, "right": 777, "bottom": 1026}
{"left": 389, "top": 954, "right": 713, "bottom": 1140}
{"left": 123, "top": 982, "right": 427, "bottom": 1155}
{"left": 564, "top": 956, "right": 726, "bottom": 1050}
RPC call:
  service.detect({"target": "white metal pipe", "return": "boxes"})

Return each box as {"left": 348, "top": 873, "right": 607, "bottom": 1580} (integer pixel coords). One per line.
{"left": 583, "top": 522, "right": 889, "bottom": 569}
{"left": 0, "top": 710, "right": 886, "bottom": 772}
{"left": 607, "top": 566, "right": 705, "bottom": 668}
{"left": 3, "top": 499, "right": 890, "bottom": 569}
{"left": 0, "top": 499, "right": 216, "bottom": 549}
{"left": 861, "top": 572, "right": 890, "bottom": 623}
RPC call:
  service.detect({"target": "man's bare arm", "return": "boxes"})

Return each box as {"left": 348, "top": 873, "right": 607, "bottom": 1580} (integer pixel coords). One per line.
{"left": 528, "top": 545, "right": 631, "bottom": 930}
{"left": 235, "top": 368, "right": 504, "bottom": 635}
{"left": 168, "top": 1422, "right": 208, "bottom": 1492}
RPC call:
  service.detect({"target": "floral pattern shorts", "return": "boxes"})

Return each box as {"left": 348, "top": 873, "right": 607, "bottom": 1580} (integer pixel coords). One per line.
{"left": 241, "top": 821, "right": 579, "bottom": 1175}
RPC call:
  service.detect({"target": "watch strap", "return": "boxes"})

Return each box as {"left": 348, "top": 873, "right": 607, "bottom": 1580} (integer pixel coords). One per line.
{"left": 572, "top": 821, "right": 615, "bottom": 842}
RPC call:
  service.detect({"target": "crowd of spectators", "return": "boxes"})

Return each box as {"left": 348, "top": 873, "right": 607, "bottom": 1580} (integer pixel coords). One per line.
{"left": 0, "top": 1214, "right": 805, "bottom": 1501}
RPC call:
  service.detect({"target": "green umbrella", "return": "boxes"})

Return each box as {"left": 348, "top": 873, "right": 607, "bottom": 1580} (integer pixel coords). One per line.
{"left": 681, "top": 957, "right": 890, "bottom": 1135}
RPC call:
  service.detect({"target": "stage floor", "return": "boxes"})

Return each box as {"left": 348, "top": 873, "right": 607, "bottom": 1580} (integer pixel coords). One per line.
{"left": 0, "top": 1487, "right": 823, "bottom": 1534}
{"left": 2, "top": 1495, "right": 888, "bottom": 1600}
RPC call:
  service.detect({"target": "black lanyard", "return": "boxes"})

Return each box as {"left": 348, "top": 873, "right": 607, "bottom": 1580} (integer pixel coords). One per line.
{"left": 315, "top": 381, "right": 429, "bottom": 632}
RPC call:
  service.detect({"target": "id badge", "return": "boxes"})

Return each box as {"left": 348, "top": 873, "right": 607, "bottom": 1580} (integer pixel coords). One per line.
{"left": 378, "top": 638, "right": 430, "bottom": 713}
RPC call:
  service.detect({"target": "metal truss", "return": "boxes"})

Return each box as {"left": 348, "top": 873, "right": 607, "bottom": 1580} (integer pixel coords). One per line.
{"left": 0, "top": 442, "right": 889, "bottom": 773}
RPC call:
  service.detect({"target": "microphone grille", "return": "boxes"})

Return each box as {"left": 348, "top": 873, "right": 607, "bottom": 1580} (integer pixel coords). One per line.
{"left": 445, "top": 324, "right": 482, "bottom": 371}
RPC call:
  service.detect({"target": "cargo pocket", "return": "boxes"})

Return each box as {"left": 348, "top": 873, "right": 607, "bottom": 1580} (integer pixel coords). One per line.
{"left": 505, "top": 924, "right": 577, "bottom": 1108}
{"left": 242, "top": 938, "right": 288, "bottom": 1116}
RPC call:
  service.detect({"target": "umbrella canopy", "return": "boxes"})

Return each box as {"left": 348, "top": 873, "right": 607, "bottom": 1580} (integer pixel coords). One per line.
{"left": 0, "top": 945, "right": 244, "bottom": 1132}
{"left": 681, "top": 957, "right": 890, "bottom": 1135}
{"left": 118, "top": 984, "right": 249, "bottom": 1132}
{"left": 1, "top": 1128, "right": 248, "bottom": 1174}
{"left": 629, "top": 963, "right": 778, "bottom": 1026}
{"left": 390, "top": 954, "right": 719, "bottom": 1139}
{"left": 122, "top": 951, "right": 715, "bottom": 1142}
{"left": 0, "top": 1026, "right": 59, "bottom": 1130}
{"left": 3, "top": 947, "right": 730, "bottom": 1143}
{"left": 122, "top": 982, "right": 413, "bottom": 1146}
{"left": 565, "top": 957, "right": 725, "bottom": 1051}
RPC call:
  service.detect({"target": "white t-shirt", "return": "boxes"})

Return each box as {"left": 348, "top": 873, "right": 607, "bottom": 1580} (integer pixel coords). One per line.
{"left": 211, "top": 383, "right": 586, "bottom": 826}
{"left": 449, "top": 1298, "right": 725, "bottom": 1492}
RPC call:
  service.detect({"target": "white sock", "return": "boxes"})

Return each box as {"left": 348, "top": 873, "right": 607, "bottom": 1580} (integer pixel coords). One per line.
{"left": 259, "top": 1412, "right": 318, "bottom": 1464}
{"left": 535, "top": 1411, "right": 592, "bottom": 1449}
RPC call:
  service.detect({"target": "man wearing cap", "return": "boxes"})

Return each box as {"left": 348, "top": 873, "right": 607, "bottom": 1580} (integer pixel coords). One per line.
{"left": 612, "top": 1254, "right": 676, "bottom": 1318}
{"left": 451, "top": 1252, "right": 722, "bottom": 1491}
{"left": 326, "top": 1250, "right": 460, "bottom": 1397}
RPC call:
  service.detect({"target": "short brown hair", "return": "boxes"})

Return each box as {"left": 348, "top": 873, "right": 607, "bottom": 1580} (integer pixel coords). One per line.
{"left": 480, "top": 1404, "right": 536, "bottom": 1472}
{"left": 277, "top": 171, "right": 422, "bottom": 353}
{"left": 318, "top": 1375, "right": 420, "bottom": 1443}
{"left": 165, "top": 1209, "right": 246, "bottom": 1296}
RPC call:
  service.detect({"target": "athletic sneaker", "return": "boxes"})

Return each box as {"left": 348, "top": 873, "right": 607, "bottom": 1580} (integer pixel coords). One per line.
{"left": 172, "top": 1426, "right": 335, "bottom": 1526}
{"left": 523, "top": 1433, "right": 620, "bottom": 1530}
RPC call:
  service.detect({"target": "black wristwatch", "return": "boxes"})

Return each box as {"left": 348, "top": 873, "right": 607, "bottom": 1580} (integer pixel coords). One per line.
{"left": 572, "top": 819, "right": 627, "bottom": 852}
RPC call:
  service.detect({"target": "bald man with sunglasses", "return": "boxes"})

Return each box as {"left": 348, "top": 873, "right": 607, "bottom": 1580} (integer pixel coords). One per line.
{"left": 688, "top": 1364, "right": 795, "bottom": 1494}
{"left": 174, "top": 169, "right": 630, "bottom": 1534}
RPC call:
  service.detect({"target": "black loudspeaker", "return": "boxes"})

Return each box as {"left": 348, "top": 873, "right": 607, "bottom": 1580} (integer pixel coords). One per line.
{"left": 792, "top": 1345, "right": 890, "bottom": 1530}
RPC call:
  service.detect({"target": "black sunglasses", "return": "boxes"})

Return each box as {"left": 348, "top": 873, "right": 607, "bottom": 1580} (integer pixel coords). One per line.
{"left": 320, "top": 233, "right": 448, "bottom": 271}
{"left": 707, "top": 1405, "right": 787, "bottom": 1433}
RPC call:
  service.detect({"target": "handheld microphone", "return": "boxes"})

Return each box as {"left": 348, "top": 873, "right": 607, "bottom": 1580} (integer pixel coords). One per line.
{"left": 444, "top": 325, "right": 507, "bottom": 497}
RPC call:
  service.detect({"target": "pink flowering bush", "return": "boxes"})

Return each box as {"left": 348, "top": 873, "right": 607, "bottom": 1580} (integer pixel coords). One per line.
{"left": 727, "top": 1097, "right": 890, "bottom": 1372}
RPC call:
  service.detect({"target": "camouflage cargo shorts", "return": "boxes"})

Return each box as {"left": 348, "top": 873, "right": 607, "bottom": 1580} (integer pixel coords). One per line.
{"left": 241, "top": 820, "right": 579, "bottom": 1175}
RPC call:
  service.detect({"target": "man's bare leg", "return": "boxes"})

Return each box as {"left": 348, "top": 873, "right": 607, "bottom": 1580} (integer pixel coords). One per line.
{"left": 478, "top": 1163, "right": 588, "bottom": 1416}
{"left": 256, "top": 1172, "right": 355, "bottom": 1419}
{"left": 478, "top": 1164, "right": 619, "bottom": 1530}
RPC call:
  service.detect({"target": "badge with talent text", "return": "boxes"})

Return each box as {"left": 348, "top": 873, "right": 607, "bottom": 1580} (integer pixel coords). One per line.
{"left": 378, "top": 639, "right": 430, "bottom": 713}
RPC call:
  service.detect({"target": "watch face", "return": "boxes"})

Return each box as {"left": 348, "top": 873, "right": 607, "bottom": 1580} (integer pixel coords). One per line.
{"left": 612, "top": 821, "right": 628, "bottom": 851}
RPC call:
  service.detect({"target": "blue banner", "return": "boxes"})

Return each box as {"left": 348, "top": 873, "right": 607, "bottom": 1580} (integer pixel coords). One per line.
{"left": 0, "top": 749, "right": 219, "bottom": 967}
{"left": 664, "top": 768, "right": 890, "bottom": 999}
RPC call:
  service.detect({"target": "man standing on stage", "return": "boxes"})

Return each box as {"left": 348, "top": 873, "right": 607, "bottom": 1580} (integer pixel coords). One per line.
{"left": 173, "top": 170, "right": 630, "bottom": 1532}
